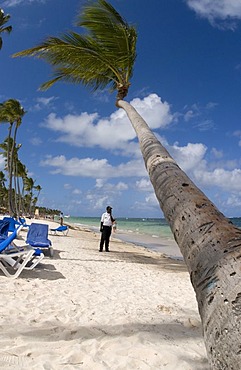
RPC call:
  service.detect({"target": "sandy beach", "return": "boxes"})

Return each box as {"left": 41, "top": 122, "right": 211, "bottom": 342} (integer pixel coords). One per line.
{"left": 0, "top": 219, "right": 209, "bottom": 369}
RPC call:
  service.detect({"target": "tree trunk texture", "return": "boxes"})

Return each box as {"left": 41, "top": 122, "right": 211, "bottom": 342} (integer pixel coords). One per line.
{"left": 117, "top": 99, "right": 241, "bottom": 370}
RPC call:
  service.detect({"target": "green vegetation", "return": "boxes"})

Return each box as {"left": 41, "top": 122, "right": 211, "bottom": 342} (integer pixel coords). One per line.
{"left": 0, "top": 9, "right": 12, "bottom": 50}
{"left": 0, "top": 99, "right": 60, "bottom": 218}
{"left": 13, "top": 0, "right": 137, "bottom": 101}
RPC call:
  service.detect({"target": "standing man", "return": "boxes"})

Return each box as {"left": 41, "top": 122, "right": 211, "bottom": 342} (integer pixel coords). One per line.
{"left": 99, "top": 206, "right": 115, "bottom": 252}
{"left": 59, "top": 212, "right": 64, "bottom": 226}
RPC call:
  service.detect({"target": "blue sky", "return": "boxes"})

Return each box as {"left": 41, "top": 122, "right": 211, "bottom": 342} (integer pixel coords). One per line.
{"left": 1, "top": 0, "right": 241, "bottom": 218}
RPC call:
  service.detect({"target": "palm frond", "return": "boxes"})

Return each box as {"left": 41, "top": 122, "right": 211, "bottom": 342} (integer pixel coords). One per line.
{"left": 15, "top": 34, "right": 119, "bottom": 91}
{"left": 0, "top": 100, "right": 25, "bottom": 125}
{"left": 0, "top": 11, "right": 12, "bottom": 34}
{"left": 0, "top": 25, "right": 12, "bottom": 34}
{"left": 13, "top": 0, "right": 137, "bottom": 99}
{"left": 77, "top": 0, "right": 137, "bottom": 77}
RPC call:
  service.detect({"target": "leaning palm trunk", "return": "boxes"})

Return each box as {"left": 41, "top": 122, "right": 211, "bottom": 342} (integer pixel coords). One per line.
{"left": 117, "top": 99, "right": 241, "bottom": 369}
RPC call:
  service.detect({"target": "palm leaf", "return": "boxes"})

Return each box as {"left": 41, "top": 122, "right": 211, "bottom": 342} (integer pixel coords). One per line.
{"left": 13, "top": 0, "right": 137, "bottom": 99}
{"left": 0, "top": 100, "right": 25, "bottom": 125}
{"left": 0, "top": 10, "right": 12, "bottom": 49}
{"left": 0, "top": 10, "right": 12, "bottom": 33}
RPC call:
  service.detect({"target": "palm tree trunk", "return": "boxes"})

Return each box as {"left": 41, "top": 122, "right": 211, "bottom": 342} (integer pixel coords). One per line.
{"left": 7, "top": 124, "right": 14, "bottom": 215}
{"left": 13, "top": 161, "right": 18, "bottom": 217}
{"left": 117, "top": 99, "right": 241, "bottom": 369}
{"left": 9, "top": 121, "right": 20, "bottom": 216}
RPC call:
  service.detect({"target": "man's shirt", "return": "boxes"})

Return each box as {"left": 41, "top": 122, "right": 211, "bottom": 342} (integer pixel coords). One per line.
{"left": 101, "top": 212, "right": 113, "bottom": 226}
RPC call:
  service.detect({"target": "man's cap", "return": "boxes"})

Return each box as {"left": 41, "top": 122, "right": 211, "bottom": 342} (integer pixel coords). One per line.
{"left": 106, "top": 206, "right": 112, "bottom": 210}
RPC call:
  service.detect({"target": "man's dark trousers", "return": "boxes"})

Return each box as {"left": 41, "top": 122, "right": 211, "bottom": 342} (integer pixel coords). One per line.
{"left": 99, "top": 226, "right": 112, "bottom": 251}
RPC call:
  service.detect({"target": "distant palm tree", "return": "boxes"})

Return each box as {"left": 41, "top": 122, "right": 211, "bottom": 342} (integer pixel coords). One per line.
{"left": 34, "top": 184, "right": 42, "bottom": 203}
{"left": 13, "top": 1, "right": 241, "bottom": 368}
{"left": 24, "top": 176, "right": 36, "bottom": 215}
{"left": 0, "top": 170, "right": 7, "bottom": 210}
{"left": 0, "top": 99, "right": 26, "bottom": 215}
{"left": 14, "top": 157, "right": 26, "bottom": 216}
{"left": 0, "top": 170, "right": 6, "bottom": 188}
{"left": 0, "top": 9, "right": 12, "bottom": 50}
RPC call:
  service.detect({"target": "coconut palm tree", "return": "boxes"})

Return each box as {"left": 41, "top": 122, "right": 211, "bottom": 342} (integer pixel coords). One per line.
{"left": 12, "top": 157, "right": 25, "bottom": 216}
{"left": 0, "top": 99, "right": 26, "bottom": 215}
{"left": 0, "top": 9, "right": 12, "bottom": 50}
{"left": 0, "top": 137, "right": 20, "bottom": 215}
{"left": 34, "top": 184, "right": 42, "bottom": 203}
{"left": 24, "top": 176, "right": 36, "bottom": 215}
{"left": 0, "top": 170, "right": 7, "bottom": 210}
{"left": 13, "top": 1, "right": 241, "bottom": 368}
{"left": 0, "top": 137, "right": 12, "bottom": 213}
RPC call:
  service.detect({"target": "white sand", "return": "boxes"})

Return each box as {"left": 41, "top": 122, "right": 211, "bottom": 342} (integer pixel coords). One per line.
{"left": 0, "top": 219, "right": 209, "bottom": 369}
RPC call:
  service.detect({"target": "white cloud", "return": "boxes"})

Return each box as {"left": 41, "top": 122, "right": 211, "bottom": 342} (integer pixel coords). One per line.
{"left": 31, "top": 96, "right": 57, "bottom": 112}
{"left": 116, "top": 182, "right": 128, "bottom": 191}
{"left": 86, "top": 194, "right": 108, "bottom": 210}
{"left": 36, "top": 96, "right": 57, "bottom": 106}
{"left": 233, "top": 130, "right": 241, "bottom": 147}
{"left": 194, "top": 119, "right": 215, "bottom": 131}
{"left": 135, "top": 178, "right": 153, "bottom": 192}
{"left": 186, "top": 0, "right": 241, "bottom": 28}
{"left": 93, "top": 89, "right": 110, "bottom": 103}
{"left": 95, "top": 179, "right": 105, "bottom": 188}
{"left": 145, "top": 193, "right": 159, "bottom": 207}
{"left": 211, "top": 148, "right": 223, "bottom": 159}
{"left": 187, "top": 0, "right": 241, "bottom": 19}
{"left": 95, "top": 179, "right": 128, "bottom": 192}
{"left": 181, "top": 102, "right": 217, "bottom": 130}
{"left": 131, "top": 94, "right": 173, "bottom": 129}
{"left": 2, "top": 0, "right": 45, "bottom": 6}
{"left": 206, "top": 102, "right": 218, "bottom": 109}
{"left": 194, "top": 167, "right": 241, "bottom": 192}
{"left": 86, "top": 180, "right": 126, "bottom": 211}
{"left": 166, "top": 141, "right": 241, "bottom": 194}
{"left": 40, "top": 155, "right": 146, "bottom": 178}
{"left": 226, "top": 194, "right": 241, "bottom": 207}
{"left": 169, "top": 142, "right": 207, "bottom": 172}
{"left": 43, "top": 94, "right": 173, "bottom": 156}
{"left": 133, "top": 194, "right": 159, "bottom": 212}
{"left": 184, "top": 110, "right": 197, "bottom": 122}
{"left": 72, "top": 188, "right": 82, "bottom": 195}
{"left": 29, "top": 137, "right": 42, "bottom": 146}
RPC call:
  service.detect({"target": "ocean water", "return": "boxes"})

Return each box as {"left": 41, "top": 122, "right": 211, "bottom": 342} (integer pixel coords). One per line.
{"left": 67, "top": 217, "right": 173, "bottom": 238}
{"left": 63, "top": 216, "right": 241, "bottom": 258}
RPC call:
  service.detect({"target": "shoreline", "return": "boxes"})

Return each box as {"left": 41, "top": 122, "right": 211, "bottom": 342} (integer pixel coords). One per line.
{"left": 0, "top": 217, "right": 208, "bottom": 369}
{"left": 65, "top": 220, "right": 183, "bottom": 260}
{"left": 111, "top": 231, "right": 183, "bottom": 260}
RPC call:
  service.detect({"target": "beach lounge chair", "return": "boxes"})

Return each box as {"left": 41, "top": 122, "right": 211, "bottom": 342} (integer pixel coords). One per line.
{"left": 18, "top": 217, "right": 30, "bottom": 229}
{"left": 0, "top": 220, "right": 10, "bottom": 238}
{"left": 2, "top": 216, "right": 19, "bottom": 233}
{"left": 26, "top": 223, "right": 53, "bottom": 257}
{"left": 50, "top": 225, "right": 69, "bottom": 236}
{"left": 0, "top": 227, "right": 44, "bottom": 278}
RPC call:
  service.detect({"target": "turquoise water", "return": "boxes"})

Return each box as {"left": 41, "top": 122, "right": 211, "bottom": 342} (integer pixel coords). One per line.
{"left": 65, "top": 216, "right": 241, "bottom": 238}
{"left": 64, "top": 216, "right": 173, "bottom": 239}
{"left": 63, "top": 216, "right": 241, "bottom": 258}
